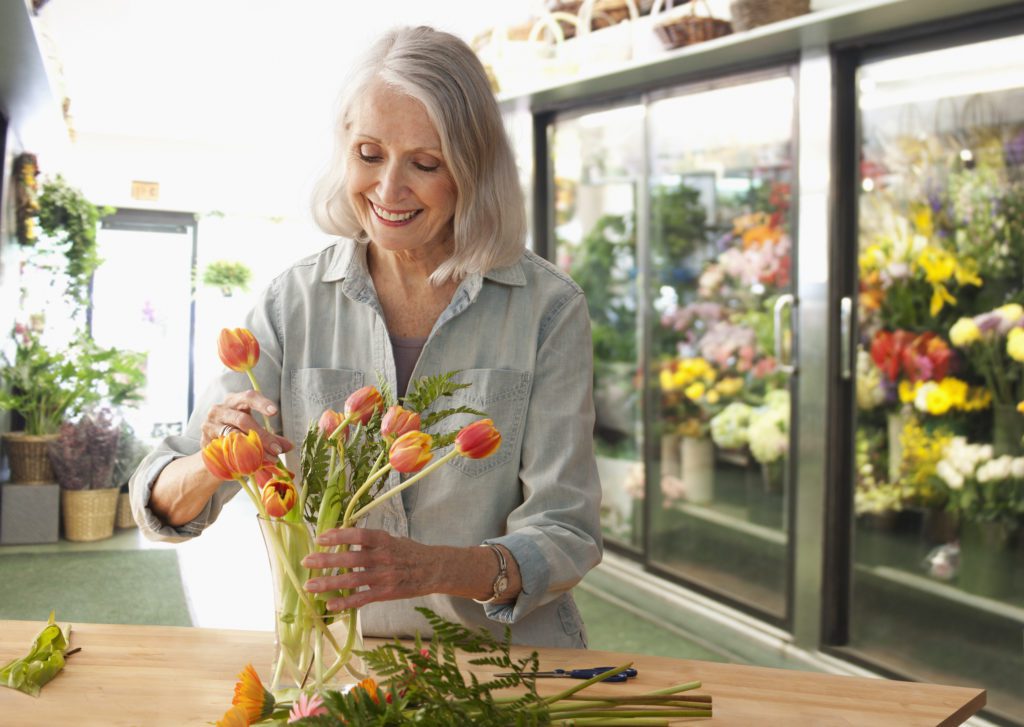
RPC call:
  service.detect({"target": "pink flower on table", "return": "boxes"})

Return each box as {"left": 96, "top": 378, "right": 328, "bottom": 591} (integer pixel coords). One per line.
{"left": 288, "top": 692, "right": 328, "bottom": 722}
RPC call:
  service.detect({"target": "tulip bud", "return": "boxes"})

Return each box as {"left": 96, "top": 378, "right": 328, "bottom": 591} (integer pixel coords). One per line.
{"left": 262, "top": 478, "right": 297, "bottom": 517}
{"left": 254, "top": 461, "right": 293, "bottom": 490}
{"left": 317, "top": 409, "right": 348, "bottom": 441}
{"left": 380, "top": 405, "right": 421, "bottom": 440}
{"left": 389, "top": 430, "right": 433, "bottom": 473}
{"left": 218, "top": 328, "right": 260, "bottom": 373}
{"left": 344, "top": 386, "right": 383, "bottom": 426}
{"left": 455, "top": 419, "right": 501, "bottom": 460}
{"left": 201, "top": 438, "right": 233, "bottom": 481}
{"left": 224, "top": 429, "right": 265, "bottom": 477}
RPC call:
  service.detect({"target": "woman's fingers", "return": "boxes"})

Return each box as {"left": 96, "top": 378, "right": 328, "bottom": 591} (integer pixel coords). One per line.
{"left": 302, "top": 529, "right": 437, "bottom": 610}
{"left": 202, "top": 391, "right": 293, "bottom": 455}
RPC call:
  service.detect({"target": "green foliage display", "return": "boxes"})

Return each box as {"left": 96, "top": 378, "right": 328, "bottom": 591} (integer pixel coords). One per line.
{"left": 650, "top": 182, "right": 708, "bottom": 276}
{"left": 37, "top": 175, "right": 114, "bottom": 309}
{"left": 0, "top": 328, "right": 146, "bottom": 436}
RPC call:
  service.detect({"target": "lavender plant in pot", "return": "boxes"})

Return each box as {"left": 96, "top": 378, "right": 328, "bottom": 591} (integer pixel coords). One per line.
{"left": 50, "top": 409, "right": 122, "bottom": 541}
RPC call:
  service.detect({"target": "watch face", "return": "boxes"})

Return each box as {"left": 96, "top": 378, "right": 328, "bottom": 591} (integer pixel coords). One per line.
{"left": 494, "top": 575, "right": 510, "bottom": 597}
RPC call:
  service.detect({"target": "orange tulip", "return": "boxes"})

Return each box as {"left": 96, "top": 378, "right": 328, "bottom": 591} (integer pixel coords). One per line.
{"left": 223, "top": 429, "right": 264, "bottom": 478}
{"left": 218, "top": 328, "right": 260, "bottom": 373}
{"left": 318, "top": 408, "right": 348, "bottom": 441}
{"left": 455, "top": 419, "right": 501, "bottom": 460}
{"left": 261, "top": 478, "right": 297, "bottom": 517}
{"left": 201, "top": 438, "right": 233, "bottom": 481}
{"left": 344, "top": 385, "right": 383, "bottom": 426}
{"left": 389, "top": 430, "right": 433, "bottom": 473}
{"left": 380, "top": 405, "right": 421, "bottom": 440}
{"left": 231, "top": 664, "right": 274, "bottom": 722}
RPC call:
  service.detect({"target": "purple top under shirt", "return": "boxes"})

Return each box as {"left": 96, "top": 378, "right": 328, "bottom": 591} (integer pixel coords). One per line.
{"left": 391, "top": 334, "right": 427, "bottom": 397}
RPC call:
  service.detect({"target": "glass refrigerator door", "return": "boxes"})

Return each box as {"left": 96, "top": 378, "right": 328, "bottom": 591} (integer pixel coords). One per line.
{"left": 646, "top": 73, "right": 796, "bottom": 619}
{"left": 551, "top": 103, "right": 646, "bottom": 550}
{"left": 851, "top": 33, "right": 1024, "bottom": 721}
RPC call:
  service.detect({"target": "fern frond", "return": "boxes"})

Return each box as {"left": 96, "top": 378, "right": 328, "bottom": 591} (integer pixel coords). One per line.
{"left": 402, "top": 371, "right": 469, "bottom": 413}
{"left": 421, "top": 405, "right": 485, "bottom": 429}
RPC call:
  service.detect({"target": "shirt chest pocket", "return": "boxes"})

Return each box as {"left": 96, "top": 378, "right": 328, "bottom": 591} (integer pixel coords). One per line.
{"left": 431, "top": 368, "right": 531, "bottom": 478}
{"left": 288, "top": 368, "right": 365, "bottom": 438}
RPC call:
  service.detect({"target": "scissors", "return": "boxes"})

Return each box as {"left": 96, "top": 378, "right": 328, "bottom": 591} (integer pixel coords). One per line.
{"left": 496, "top": 666, "right": 638, "bottom": 683}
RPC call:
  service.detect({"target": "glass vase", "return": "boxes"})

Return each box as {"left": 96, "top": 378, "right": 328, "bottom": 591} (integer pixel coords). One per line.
{"left": 257, "top": 516, "right": 365, "bottom": 697}
{"left": 991, "top": 403, "right": 1024, "bottom": 457}
{"left": 680, "top": 436, "right": 714, "bottom": 504}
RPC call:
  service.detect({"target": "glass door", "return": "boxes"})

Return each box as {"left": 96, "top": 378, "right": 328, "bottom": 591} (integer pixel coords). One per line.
{"left": 91, "top": 211, "right": 197, "bottom": 446}
{"left": 850, "top": 32, "right": 1024, "bottom": 721}
{"left": 645, "top": 73, "right": 797, "bottom": 619}
{"left": 550, "top": 103, "right": 646, "bottom": 550}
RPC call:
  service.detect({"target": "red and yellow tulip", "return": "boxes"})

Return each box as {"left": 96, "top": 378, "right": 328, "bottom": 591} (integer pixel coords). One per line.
{"left": 344, "top": 386, "right": 383, "bottom": 426}
{"left": 262, "top": 478, "right": 297, "bottom": 517}
{"left": 218, "top": 328, "right": 260, "bottom": 373}
{"left": 455, "top": 419, "right": 502, "bottom": 460}
{"left": 317, "top": 408, "right": 348, "bottom": 441}
{"left": 223, "top": 429, "right": 265, "bottom": 478}
{"left": 389, "top": 430, "right": 433, "bottom": 473}
{"left": 201, "top": 438, "right": 233, "bottom": 481}
{"left": 380, "top": 405, "right": 421, "bottom": 440}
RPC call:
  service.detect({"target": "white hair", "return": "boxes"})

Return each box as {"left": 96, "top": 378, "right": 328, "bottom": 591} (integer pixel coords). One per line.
{"left": 311, "top": 26, "right": 526, "bottom": 285}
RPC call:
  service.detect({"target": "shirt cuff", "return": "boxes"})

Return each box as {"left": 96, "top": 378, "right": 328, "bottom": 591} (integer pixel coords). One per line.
{"left": 480, "top": 532, "right": 550, "bottom": 625}
{"left": 131, "top": 453, "right": 230, "bottom": 542}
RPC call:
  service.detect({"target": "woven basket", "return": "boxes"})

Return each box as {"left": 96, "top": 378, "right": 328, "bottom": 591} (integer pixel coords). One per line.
{"left": 1, "top": 432, "right": 58, "bottom": 484}
{"left": 61, "top": 488, "right": 119, "bottom": 542}
{"left": 729, "top": 0, "right": 810, "bottom": 32}
{"left": 115, "top": 491, "right": 136, "bottom": 529}
{"left": 654, "top": 0, "right": 731, "bottom": 50}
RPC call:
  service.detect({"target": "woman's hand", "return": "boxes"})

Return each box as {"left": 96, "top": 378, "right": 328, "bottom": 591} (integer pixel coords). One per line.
{"left": 202, "top": 390, "right": 292, "bottom": 457}
{"left": 301, "top": 528, "right": 520, "bottom": 611}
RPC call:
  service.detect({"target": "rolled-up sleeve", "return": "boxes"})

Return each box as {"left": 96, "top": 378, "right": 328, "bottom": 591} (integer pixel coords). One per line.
{"left": 483, "top": 290, "right": 603, "bottom": 623}
{"left": 130, "top": 279, "right": 286, "bottom": 542}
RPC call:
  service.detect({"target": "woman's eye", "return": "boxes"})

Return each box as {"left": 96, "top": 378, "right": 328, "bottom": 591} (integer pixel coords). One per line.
{"left": 357, "top": 144, "right": 381, "bottom": 161}
{"left": 414, "top": 162, "right": 440, "bottom": 173}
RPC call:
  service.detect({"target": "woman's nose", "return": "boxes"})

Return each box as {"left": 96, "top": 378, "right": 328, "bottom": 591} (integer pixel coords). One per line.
{"left": 376, "top": 162, "right": 409, "bottom": 204}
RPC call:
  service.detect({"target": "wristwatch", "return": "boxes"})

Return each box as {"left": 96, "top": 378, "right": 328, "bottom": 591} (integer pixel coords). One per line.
{"left": 473, "top": 544, "right": 510, "bottom": 605}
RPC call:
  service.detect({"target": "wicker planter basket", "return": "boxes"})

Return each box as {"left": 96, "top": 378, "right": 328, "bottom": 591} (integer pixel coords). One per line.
{"left": 115, "top": 491, "right": 136, "bottom": 529}
{"left": 1, "top": 432, "right": 59, "bottom": 484}
{"left": 61, "top": 488, "right": 119, "bottom": 542}
{"left": 729, "top": 0, "right": 810, "bottom": 32}
{"left": 654, "top": 0, "right": 731, "bottom": 50}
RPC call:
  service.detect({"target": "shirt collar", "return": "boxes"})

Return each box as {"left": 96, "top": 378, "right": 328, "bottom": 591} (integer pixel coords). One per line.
{"left": 321, "top": 238, "right": 527, "bottom": 288}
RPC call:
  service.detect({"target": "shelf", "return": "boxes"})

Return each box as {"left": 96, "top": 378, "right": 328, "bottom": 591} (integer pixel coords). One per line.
{"left": 674, "top": 500, "right": 786, "bottom": 546}
{"left": 499, "top": 0, "right": 1024, "bottom": 113}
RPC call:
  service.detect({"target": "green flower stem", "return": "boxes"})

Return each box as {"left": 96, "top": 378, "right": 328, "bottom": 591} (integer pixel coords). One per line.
{"left": 552, "top": 709, "right": 713, "bottom": 720}
{"left": 342, "top": 461, "right": 392, "bottom": 527}
{"left": 349, "top": 448, "right": 461, "bottom": 522}
{"left": 237, "top": 478, "right": 343, "bottom": 655}
{"left": 245, "top": 369, "right": 276, "bottom": 434}
{"left": 319, "top": 606, "right": 365, "bottom": 682}
{"left": 636, "top": 680, "right": 702, "bottom": 696}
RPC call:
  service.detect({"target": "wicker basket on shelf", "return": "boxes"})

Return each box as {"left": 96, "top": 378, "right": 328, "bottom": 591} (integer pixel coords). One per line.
{"left": 729, "top": 0, "right": 810, "bottom": 32}
{"left": 654, "top": 0, "right": 731, "bottom": 50}
{"left": 1, "top": 433, "right": 59, "bottom": 484}
{"left": 61, "top": 488, "right": 119, "bottom": 542}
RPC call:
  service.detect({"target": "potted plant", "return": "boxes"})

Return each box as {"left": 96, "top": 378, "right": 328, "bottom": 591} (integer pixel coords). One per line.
{"left": 202, "top": 259, "right": 253, "bottom": 297}
{"left": 0, "top": 326, "right": 146, "bottom": 483}
{"left": 112, "top": 421, "right": 150, "bottom": 529}
{"left": 49, "top": 409, "right": 122, "bottom": 541}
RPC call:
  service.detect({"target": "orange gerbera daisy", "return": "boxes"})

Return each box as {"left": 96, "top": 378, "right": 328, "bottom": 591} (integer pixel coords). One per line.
{"left": 215, "top": 704, "right": 251, "bottom": 727}
{"left": 232, "top": 664, "right": 275, "bottom": 722}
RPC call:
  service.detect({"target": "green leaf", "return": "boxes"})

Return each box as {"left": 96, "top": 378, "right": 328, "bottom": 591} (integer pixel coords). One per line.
{"left": 0, "top": 612, "right": 72, "bottom": 697}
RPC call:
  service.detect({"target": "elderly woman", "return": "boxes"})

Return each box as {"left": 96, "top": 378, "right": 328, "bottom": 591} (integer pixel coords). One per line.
{"left": 130, "top": 26, "right": 601, "bottom": 648}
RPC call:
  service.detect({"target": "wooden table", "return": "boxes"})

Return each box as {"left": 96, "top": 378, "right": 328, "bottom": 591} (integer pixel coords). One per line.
{"left": 0, "top": 620, "right": 985, "bottom": 726}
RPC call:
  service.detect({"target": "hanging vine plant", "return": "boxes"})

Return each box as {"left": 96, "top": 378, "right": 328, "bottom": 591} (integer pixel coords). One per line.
{"left": 37, "top": 175, "right": 115, "bottom": 308}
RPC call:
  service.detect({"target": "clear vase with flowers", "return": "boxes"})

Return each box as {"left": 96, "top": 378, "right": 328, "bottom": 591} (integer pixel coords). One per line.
{"left": 203, "top": 328, "right": 502, "bottom": 697}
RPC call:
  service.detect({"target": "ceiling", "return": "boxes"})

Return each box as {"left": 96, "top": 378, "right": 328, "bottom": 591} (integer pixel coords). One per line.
{"left": 35, "top": 0, "right": 533, "bottom": 147}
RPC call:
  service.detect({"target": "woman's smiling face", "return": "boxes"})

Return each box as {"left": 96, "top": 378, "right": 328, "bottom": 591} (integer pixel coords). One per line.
{"left": 345, "top": 82, "right": 457, "bottom": 257}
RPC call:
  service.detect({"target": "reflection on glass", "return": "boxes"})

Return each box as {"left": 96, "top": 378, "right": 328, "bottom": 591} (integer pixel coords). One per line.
{"left": 552, "top": 104, "right": 645, "bottom": 548}
{"left": 91, "top": 228, "right": 194, "bottom": 445}
{"left": 647, "top": 74, "right": 795, "bottom": 617}
{"left": 851, "top": 34, "right": 1024, "bottom": 721}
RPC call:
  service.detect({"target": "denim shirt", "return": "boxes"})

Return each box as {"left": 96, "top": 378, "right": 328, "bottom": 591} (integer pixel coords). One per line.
{"left": 130, "top": 239, "right": 603, "bottom": 648}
